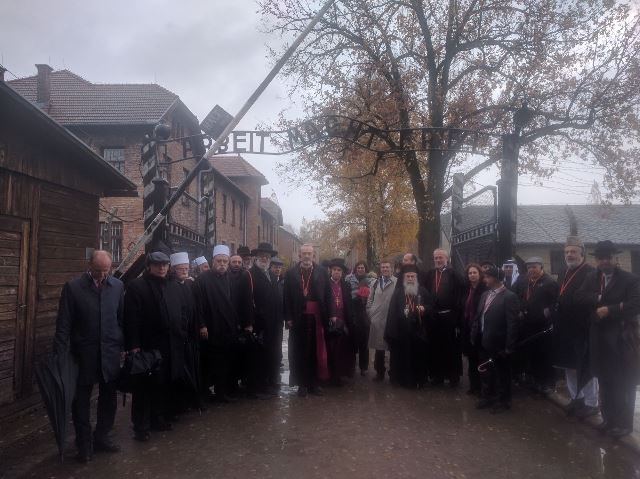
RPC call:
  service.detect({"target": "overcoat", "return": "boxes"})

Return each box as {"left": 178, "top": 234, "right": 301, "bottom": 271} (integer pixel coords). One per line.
{"left": 551, "top": 262, "right": 595, "bottom": 370}
{"left": 367, "top": 276, "right": 397, "bottom": 350}
{"left": 54, "top": 273, "right": 124, "bottom": 385}
{"left": 575, "top": 267, "right": 640, "bottom": 382}
{"left": 471, "top": 287, "right": 520, "bottom": 354}
{"left": 124, "top": 273, "right": 188, "bottom": 382}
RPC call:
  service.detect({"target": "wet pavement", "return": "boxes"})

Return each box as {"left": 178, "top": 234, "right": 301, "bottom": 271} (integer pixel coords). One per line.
{"left": 2, "top": 372, "right": 639, "bottom": 479}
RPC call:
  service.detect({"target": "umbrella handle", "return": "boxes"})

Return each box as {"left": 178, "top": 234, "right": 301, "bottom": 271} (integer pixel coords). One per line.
{"left": 477, "top": 358, "right": 493, "bottom": 373}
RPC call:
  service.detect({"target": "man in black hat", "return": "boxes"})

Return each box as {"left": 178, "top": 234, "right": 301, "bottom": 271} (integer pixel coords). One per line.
{"left": 124, "top": 251, "right": 188, "bottom": 441}
{"left": 248, "top": 242, "right": 282, "bottom": 395}
{"left": 472, "top": 265, "right": 520, "bottom": 413}
{"left": 53, "top": 250, "right": 124, "bottom": 462}
{"left": 424, "top": 248, "right": 465, "bottom": 387}
{"left": 576, "top": 240, "right": 640, "bottom": 438}
{"left": 284, "top": 244, "right": 333, "bottom": 397}
{"left": 237, "top": 245, "right": 253, "bottom": 270}
{"left": 269, "top": 257, "right": 286, "bottom": 385}
{"left": 516, "top": 256, "right": 558, "bottom": 394}
{"left": 384, "top": 264, "right": 433, "bottom": 388}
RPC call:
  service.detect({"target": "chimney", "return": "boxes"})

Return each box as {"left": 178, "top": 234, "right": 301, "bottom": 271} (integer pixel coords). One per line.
{"left": 0, "top": 66, "right": 6, "bottom": 82}
{"left": 35, "top": 64, "right": 53, "bottom": 105}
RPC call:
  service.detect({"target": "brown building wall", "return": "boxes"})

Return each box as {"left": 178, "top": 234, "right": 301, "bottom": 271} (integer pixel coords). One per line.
{"left": 279, "top": 228, "right": 302, "bottom": 267}
{"left": 212, "top": 176, "right": 248, "bottom": 255}
{"left": 225, "top": 176, "right": 262, "bottom": 249}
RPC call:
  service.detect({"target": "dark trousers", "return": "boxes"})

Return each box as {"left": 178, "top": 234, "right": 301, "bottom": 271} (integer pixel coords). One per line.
{"left": 354, "top": 303, "right": 370, "bottom": 372}
{"left": 479, "top": 348, "right": 512, "bottom": 405}
{"left": 427, "top": 311, "right": 462, "bottom": 382}
{"left": 599, "top": 373, "right": 637, "bottom": 430}
{"left": 72, "top": 379, "right": 117, "bottom": 450}
{"left": 131, "top": 379, "right": 172, "bottom": 433}
{"left": 374, "top": 350, "right": 386, "bottom": 376}
{"left": 521, "top": 324, "right": 554, "bottom": 388}
{"left": 211, "top": 342, "right": 239, "bottom": 396}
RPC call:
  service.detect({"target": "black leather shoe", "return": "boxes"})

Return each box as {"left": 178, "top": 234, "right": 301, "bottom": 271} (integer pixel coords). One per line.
{"left": 607, "top": 427, "right": 632, "bottom": 439}
{"left": 297, "top": 386, "right": 308, "bottom": 397}
{"left": 476, "top": 398, "right": 494, "bottom": 409}
{"left": 564, "top": 398, "right": 584, "bottom": 416}
{"left": 309, "top": 386, "right": 324, "bottom": 396}
{"left": 93, "top": 437, "right": 121, "bottom": 453}
{"left": 574, "top": 405, "right": 599, "bottom": 419}
{"left": 134, "top": 431, "right": 151, "bottom": 442}
{"left": 150, "top": 421, "right": 172, "bottom": 432}
{"left": 75, "top": 451, "right": 92, "bottom": 464}
{"left": 490, "top": 403, "right": 511, "bottom": 414}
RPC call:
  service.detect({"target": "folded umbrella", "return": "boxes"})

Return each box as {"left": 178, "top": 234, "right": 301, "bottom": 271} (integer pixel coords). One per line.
{"left": 478, "top": 325, "right": 554, "bottom": 373}
{"left": 35, "top": 351, "right": 78, "bottom": 463}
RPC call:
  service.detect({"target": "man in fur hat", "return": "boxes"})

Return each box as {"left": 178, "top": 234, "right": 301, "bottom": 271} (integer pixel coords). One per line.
{"left": 551, "top": 236, "right": 599, "bottom": 418}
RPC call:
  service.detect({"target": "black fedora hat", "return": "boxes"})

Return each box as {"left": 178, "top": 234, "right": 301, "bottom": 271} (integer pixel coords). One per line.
{"left": 237, "top": 245, "right": 251, "bottom": 257}
{"left": 251, "top": 242, "right": 278, "bottom": 257}
{"left": 591, "top": 240, "right": 621, "bottom": 257}
{"left": 328, "top": 258, "right": 348, "bottom": 273}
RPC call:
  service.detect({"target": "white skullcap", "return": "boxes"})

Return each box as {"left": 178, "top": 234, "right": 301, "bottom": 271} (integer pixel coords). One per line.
{"left": 170, "top": 252, "right": 189, "bottom": 266}
{"left": 212, "top": 244, "right": 230, "bottom": 258}
{"left": 194, "top": 256, "right": 208, "bottom": 266}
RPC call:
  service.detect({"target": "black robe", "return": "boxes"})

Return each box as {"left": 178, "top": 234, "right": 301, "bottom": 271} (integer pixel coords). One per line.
{"left": 424, "top": 267, "right": 465, "bottom": 380}
{"left": 283, "top": 263, "right": 332, "bottom": 386}
{"left": 384, "top": 285, "right": 434, "bottom": 388}
{"left": 551, "top": 262, "right": 595, "bottom": 374}
{"left": 124, "top": 273, "right": 187, "bottom": 382}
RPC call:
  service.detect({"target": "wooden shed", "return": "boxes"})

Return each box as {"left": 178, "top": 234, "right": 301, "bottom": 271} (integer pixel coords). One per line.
{"left": 0, "top": 80, "right": 136, "bottom": 419}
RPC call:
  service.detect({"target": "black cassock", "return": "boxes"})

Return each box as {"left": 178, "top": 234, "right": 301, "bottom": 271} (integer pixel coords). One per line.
{"left": 424, "top": 267, "right": 465, "bottom": 382}
{"left": 193, "top": 270, "right": 253, "bottom": 397}
{"left": 283, "top": 264, "right": 332, "bottom": 388}
{"left": 249, "top": 265, "right": 282, "bottom": 390}
{"left": 384, "top": 286, "right": 434, "bottom": 388}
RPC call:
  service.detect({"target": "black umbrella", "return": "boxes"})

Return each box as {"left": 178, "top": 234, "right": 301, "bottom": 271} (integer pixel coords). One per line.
{"left": 180, "top": 339, "right": 201, "bottom": 397}
{"left": 35, "top": 351, "right": 78, "bottom": 463}
{"left": 478, "top": 325, "right": 554, "bottom": 373}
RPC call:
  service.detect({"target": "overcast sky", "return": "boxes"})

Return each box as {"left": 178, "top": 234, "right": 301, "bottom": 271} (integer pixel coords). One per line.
{"left": 0, "top": 0, "right": 607, "bottom": 231}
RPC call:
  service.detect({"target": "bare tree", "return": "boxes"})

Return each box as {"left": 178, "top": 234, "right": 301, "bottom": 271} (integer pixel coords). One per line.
{"left": 261, "top": 0, "right": 640, "bottom": 259}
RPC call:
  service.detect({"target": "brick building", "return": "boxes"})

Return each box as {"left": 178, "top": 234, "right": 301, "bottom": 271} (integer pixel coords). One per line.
{"left": 8, "top": 65, "right": 207, "bottom": 264}
{"left": 279, "top": 224, "right": 303, "bottom": 266}
{"left": 260, "top": 197, "right": 283, "bottom": 248}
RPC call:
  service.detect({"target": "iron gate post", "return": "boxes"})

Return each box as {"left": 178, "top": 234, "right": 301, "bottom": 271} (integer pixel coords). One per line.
{"left": 497, "top": 133, "right": 519, "bottom": 265}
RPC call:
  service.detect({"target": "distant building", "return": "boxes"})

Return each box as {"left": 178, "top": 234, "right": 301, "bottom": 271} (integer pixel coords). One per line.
{"left": 442, "top": 204, "right": 640, "bottom": 275}
{"left": 279, "top": 224, "right": 303, "bottom": 266}
{"left": 8, "top": 65, "right": 206, "bottom": 263}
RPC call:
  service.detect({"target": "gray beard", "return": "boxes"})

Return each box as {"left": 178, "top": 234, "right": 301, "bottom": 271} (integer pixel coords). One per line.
{"left": 403, "top": 282, "right": 419, "bottom": 297}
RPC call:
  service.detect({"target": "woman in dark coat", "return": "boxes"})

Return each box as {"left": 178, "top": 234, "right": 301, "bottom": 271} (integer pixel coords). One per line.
{"left": 385, "top": 264, "right": 434, "bottom": 389}
{"left": 461, "top": 263, "right": 487, "bottom": 395}
{"left": 124, "top": 252, "right": 188, "bottom": 441}
{"left": 326, "top": 258, "right": 356, "bottom": 385}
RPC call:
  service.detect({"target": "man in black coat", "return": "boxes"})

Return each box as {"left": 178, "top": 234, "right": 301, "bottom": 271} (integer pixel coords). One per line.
{"left": 194, "top": 244, "right": 254, "bottom": 402}
{"left": 384, "top": 264, "right": 434, "bottom": 389}
{"left": 424, "top": 248, "right": 465, "bottom": 387}
{"left": 249, "top": 242, "right": 282, "bottom": 395}
{"left": 124, "top": 251, "right": 188, "bottom": 442}
{"left": 551, "top": 236, "right": 598, "bottom": 418}
{"left": 515, "top": 256, "right": 559, "bottom": 393}
{"left": 53, "top": 250, "right": 124, "bottom": 462}
{"left": 576, "top": 240, "right": 640, "bottom": 438}
{"left": 270, "top": 257, "right": 286, "bottom": 386}
{"left": 472, "top": 265, "right": 519, "bottom": 413}
{"left": 284, "top": 244, "right": 334, "bottom": 397}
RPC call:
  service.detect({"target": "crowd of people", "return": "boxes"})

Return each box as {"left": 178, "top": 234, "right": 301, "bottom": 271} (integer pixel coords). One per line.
{"left": 53, "top": 237, "right": 640, "bottom": 463}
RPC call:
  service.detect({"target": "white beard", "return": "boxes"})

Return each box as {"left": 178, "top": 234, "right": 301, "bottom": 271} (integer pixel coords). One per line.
{"left": 256, "top": 259, "right": 270, "bottom": 271}
{"left": 403, "top": 282, "right": 419, "bottom": 297}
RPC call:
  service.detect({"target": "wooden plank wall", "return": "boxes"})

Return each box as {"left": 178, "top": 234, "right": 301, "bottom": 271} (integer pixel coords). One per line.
{"left": 0, "top": 170, "right": 99, "bottom": 419}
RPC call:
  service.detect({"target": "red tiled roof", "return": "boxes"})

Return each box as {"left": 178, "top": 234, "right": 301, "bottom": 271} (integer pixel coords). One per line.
{"left": 211, "top": 155, "right": 267, "bottom": 184}
{"left": 8, "top": 69, "right": 179, "bottom": 125}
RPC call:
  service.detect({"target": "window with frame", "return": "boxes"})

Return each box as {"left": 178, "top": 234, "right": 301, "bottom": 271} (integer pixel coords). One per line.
{"left": 231, "top": 199, "right": 236, "bottom": 226}
{"left": 222, "top": 194, "right": 227, "bottom": 223}
{"left": 99, "top": 221, "right": 123, "bottom": 264}
{"left": 103, "top": 148, "right": 125, "bottom": 174}
{"left": 239, "top": 203, "right": 244, "bottom": 230}
{"left": 550, "top": 250, "right": 564, "bottom": 275}
{"left": 182, "top": 168, "right": 190, "bottom": 206}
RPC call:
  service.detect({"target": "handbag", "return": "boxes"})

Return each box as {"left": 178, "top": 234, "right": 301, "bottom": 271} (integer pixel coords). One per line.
{"left": 117, "top": 349, "right": 163, "bottom": 393}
